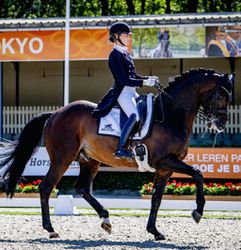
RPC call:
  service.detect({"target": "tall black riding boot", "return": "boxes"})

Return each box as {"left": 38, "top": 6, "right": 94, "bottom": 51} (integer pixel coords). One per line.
{"left": 114, "top": 114, "right": 137, "bottom": 162}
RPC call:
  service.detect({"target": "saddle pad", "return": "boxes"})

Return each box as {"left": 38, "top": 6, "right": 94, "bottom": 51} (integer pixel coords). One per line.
{"left": 98, "top": 94, "right": 154, "bottom": 140}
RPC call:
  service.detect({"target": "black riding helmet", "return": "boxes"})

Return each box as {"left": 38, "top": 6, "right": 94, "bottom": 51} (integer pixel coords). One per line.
{"left": 109, "top": 22, "right": 132, "bottom": 46}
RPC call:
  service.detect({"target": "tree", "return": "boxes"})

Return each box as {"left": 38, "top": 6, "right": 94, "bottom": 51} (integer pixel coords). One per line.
{"left": 100, "top": 0, "right": 109, "bottom": 15}
{"left": 187, "top": 0, "right": 198, "bottom": 13}
{"left": 166, "top": 0, "right": 171, "bottom": 14}
{"left": 126, "top": 0, "right": 135, "bottom": 14}
{"left": 0, "top": 0, "right": 240, "bottom": 19}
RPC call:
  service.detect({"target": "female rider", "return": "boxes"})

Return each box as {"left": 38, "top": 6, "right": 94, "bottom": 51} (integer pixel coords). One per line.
{"left": 92, "top": 22, "right": 158, "bottom": 161}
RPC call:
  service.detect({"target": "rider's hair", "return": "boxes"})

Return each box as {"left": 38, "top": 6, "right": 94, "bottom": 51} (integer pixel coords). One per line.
{"left": 109, "top": 34, "right": 116, "bottom": 43}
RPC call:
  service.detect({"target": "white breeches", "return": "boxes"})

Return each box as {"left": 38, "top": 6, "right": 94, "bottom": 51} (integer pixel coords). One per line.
{"left": 117, "top": 86, "right": 140, "bottom": 121}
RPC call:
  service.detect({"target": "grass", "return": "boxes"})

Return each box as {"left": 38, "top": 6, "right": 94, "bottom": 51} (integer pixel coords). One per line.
{"left": 0, "top": 208, "right": 240, "bottom": 219}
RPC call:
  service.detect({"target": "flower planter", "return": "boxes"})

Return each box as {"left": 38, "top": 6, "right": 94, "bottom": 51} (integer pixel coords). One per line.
{"left": 140, "top": 181, "right": 241, "bottom": 201}
{"left": 0, "top": 193, "right": 57, "bottom": 198}
{"left": 141, "top": 194, "right": 241, "bottom": 201}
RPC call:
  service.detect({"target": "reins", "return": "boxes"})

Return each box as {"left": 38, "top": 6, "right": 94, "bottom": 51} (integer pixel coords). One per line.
{"left": 154, "top": 82, "right": 206, "bottom": 122}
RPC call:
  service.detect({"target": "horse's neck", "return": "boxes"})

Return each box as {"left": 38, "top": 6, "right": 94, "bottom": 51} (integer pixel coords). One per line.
{"left": 162, "top": 81, "right": 202, "bottom": 137}
{"left": 167, "top": 82, "right": 201, "bottom": 112}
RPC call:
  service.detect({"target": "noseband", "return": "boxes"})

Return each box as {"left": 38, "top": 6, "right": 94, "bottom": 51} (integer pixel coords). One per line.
{"left": 203, "top": 76, "right": 232, "bottom": 121}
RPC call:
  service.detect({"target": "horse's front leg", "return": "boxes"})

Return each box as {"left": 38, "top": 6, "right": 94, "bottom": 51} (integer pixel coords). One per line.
{"left": 162, "top": 155, "right": 205, "bottom": 223}
{"left": 146, "top": 169, "right": 172, "bottom": 241}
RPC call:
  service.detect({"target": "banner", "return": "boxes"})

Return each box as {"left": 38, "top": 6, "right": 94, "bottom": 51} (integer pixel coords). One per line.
{"left": 22, "top": 147, "right": 241, "bottom": 179}
{"left": 206, "top": 25, "right": 241, "bottom": 57}
{"left": 0, "top": 30, "right": 113, "bottom": 61}
{"left": 132, "top": 27, "right": 206, "bottom": 58}
{"left": 1, "top": 25, "right": 241, "bottom": 61}
{"left": 132, "top": 25, "right": 241, "bottom": 58}
{"left": 178, "top": 148, "right": 241, "bottom": 179}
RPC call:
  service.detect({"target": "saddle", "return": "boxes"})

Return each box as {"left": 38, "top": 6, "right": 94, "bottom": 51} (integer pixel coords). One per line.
{"left": 98, "top": 93, "right": 154, "bottom": 140}
{"left": 98, "top": 93, "right": 156, "bottom": 172}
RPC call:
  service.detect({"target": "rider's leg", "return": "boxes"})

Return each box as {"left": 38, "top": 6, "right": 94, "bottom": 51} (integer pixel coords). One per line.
{"left": 114, "top": 91, "right": 139, "bottom": 160}
{"left": 114, "top": 113, "right": 138, "bottom": 160}
{"left": 117, "top": 87, "right": 140, "bottom": 121}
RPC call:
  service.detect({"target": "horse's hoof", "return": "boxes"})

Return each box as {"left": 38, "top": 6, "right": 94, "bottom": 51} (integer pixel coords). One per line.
{"left": 49, "top": 232, "right": 60, "bottom": 239}
{"left": 154, "top": 234, "right": 166, "bottom": 241}
{"left": 101, "top": 222, "right": 112, "bottom": 234}
{"left": 192, "top": 210, "right": 202, "bottom": 223}
{"left": 147, "top": 227, "right": 165, "bottom": 241}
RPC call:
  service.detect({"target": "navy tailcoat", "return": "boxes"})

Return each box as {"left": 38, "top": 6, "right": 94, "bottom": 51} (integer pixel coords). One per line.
{"left": 92, "top": 49, "right": 148, "bottom": 117}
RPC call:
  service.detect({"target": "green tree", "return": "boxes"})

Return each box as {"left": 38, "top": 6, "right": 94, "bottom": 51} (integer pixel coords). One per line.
{"left": 0, "top": 0, "right": 240, "bottom": 18}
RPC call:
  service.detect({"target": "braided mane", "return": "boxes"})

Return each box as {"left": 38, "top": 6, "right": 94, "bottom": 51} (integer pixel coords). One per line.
{"left": 166, "top": 68, "right": 218, "bottom": 90}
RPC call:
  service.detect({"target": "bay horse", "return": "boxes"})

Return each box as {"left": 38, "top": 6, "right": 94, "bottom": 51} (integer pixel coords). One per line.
{"left": 0, "top": 69, "right": 233, "bottom": 241}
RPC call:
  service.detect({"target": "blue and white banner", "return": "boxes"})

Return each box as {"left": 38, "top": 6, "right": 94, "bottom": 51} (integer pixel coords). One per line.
{"left": 23, "top": 147, "right": 80, "bottom": 176}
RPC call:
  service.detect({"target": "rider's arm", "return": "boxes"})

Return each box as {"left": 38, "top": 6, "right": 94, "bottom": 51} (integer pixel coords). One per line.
{"left": 109, "top": 51, "right": 143, "bottom": 87}
{"left": 135, "top": 73, "right": 149, "bottom": 80}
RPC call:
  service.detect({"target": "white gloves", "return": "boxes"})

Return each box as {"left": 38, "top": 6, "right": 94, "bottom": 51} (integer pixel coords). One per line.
{"left": 143, "top": 76, "right": 159, "bottom": 87}
{"left": 149, "top": 76, "right": 159, "bottom": 81}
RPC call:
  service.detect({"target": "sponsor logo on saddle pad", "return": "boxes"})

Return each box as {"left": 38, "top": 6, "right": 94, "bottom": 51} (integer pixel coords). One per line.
{"left": 98, "top": 94, "right": 154, "bottom": 140}
{"left": 101, "top": 124, "right": 114, "bottom": 132}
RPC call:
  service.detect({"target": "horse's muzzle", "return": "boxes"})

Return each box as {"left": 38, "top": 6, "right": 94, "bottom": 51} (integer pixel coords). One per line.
{"left": 210, "top": 117, "right": 227, "bottom": 133}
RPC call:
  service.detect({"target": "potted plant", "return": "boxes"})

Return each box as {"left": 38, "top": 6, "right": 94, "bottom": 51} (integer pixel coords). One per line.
{"left": 140, "top": 180, "right": 241, "bottom": 201}
{"left": 0, "top": 179, "right": 58, "bottom": 198}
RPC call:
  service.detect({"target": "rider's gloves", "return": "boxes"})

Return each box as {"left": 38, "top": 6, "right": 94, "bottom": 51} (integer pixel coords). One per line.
{"left": 149, "top": 76, "right": 159, "bottom": 82}
{"left": 143, "top": 77, "right": 156, "bottom": 87}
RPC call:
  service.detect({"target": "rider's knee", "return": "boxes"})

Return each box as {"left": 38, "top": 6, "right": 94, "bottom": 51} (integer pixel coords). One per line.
{"left": 129, "top": 113, "right": 138, "bottom": 121}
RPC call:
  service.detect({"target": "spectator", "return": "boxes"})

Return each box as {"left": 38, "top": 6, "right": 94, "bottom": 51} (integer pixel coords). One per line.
{"left": 207, "top": 27, "right": 230, "bottom": 57}
{"left": 225, "top": 25, "right": 241, "bottom": 57}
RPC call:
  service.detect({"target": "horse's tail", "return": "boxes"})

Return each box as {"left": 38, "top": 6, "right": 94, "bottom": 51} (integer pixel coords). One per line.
{"left": 0, "top": 112, "right": 52, "bottom": 197}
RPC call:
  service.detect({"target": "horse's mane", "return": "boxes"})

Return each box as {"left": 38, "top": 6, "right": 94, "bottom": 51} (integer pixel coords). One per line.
{"left": 165, "top": 68, "right": 218, "bottom": 91}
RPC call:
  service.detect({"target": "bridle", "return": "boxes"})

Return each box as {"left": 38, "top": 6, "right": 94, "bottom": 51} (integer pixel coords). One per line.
{"left": 200, "top": 76, "right": 232, "bottom": 124}
{"left": 154, "top": 74, "right": 232, "bottom": 124}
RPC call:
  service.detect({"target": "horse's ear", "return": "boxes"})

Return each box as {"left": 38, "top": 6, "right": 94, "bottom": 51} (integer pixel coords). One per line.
{"left": 228, "top": 72, "right": 235, "bottom": 85}
{"left": 223, "top": 73, "right": 229, "bottom": 79}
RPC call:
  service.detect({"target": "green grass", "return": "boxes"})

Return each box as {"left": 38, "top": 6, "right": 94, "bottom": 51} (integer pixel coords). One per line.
{"left": 0, "top": 209, "right": 240, "bottom": 220}
{"left": 0, "top": 211, "right": 42, "bottom": 215}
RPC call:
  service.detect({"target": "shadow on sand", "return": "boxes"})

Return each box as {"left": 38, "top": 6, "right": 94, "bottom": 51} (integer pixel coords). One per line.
{"left": 28, "top": 238, "right": 208, "bottom": 250}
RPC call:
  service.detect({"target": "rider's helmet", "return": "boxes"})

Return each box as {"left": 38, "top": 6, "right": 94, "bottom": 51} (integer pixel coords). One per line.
{"left": 109, "top": 22, "right": 132, "bottom": 43}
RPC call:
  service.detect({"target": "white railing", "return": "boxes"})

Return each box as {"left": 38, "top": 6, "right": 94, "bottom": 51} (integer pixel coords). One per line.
{"left": 2, "top": 105, "right": 241, "bottom": 134}
{"left": 3, "top": 106, "right": 61, "bottom": 134}
{"left": 193, "top": 105, "right": 241, "bottom": 134}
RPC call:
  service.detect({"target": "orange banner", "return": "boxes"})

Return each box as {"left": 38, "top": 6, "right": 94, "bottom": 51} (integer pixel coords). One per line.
{"left": 0, "top": 30, "right": 117, "bottom": 61}
{"left": 173, "top": 148, "right": 241, "bottom": 179}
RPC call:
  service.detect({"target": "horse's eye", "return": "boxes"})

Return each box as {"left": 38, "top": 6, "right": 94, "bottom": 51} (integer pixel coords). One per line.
{"left": 218, "top": 95, "right": 225, "bottom": 100}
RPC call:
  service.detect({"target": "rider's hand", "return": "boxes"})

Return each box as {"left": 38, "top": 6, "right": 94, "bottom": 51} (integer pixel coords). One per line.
{"left": 143, "top": 77, "right": 156, "bottom": 87}
{"left": 149, "top": 76, "right": 159, "bottom": 82}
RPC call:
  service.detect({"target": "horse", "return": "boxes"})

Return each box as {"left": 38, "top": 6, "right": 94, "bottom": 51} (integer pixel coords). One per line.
{"left": 152, "top": 40, "right": 173, "bottom": 58}
{"left": 0, "top": 68, "right": 233, "bottom": 241}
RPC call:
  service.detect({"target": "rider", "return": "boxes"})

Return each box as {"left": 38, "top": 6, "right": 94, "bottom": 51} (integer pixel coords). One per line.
{"left": 92, "top": 22, "right": 158, "bottom": 161}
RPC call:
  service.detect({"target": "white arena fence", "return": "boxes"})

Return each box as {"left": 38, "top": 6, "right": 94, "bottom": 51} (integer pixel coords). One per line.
{"left": 2, "top": 105, "right": 241, "bottom": 134}
{"left": 3, "top": 106, "right": 61, "bottom": 134}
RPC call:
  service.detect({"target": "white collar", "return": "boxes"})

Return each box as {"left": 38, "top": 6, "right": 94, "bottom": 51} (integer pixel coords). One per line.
{"left": 113, "top": 44, "right": 128, "bottom": 54}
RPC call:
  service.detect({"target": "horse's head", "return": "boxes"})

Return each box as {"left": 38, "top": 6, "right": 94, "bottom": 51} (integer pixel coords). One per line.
{"left": 200, "top": 73, "right": 234, "bottom": 133}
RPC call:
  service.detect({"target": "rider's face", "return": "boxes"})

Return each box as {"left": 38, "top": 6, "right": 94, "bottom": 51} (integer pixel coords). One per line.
{"left": 118, "top": 33, "right": 131, "bottom": 46}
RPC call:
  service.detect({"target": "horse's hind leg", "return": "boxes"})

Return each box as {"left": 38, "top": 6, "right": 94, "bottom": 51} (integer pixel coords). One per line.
{"left": 74, "top": 159, "right": 111, "bottom": 234}
{"left": 39, "top": 163, "right": 69, "bottom": 238}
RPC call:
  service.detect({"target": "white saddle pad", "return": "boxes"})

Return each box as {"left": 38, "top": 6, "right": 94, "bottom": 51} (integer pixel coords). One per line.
{"left": 98, "top": 94, "right": 154, "bottom": 140}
